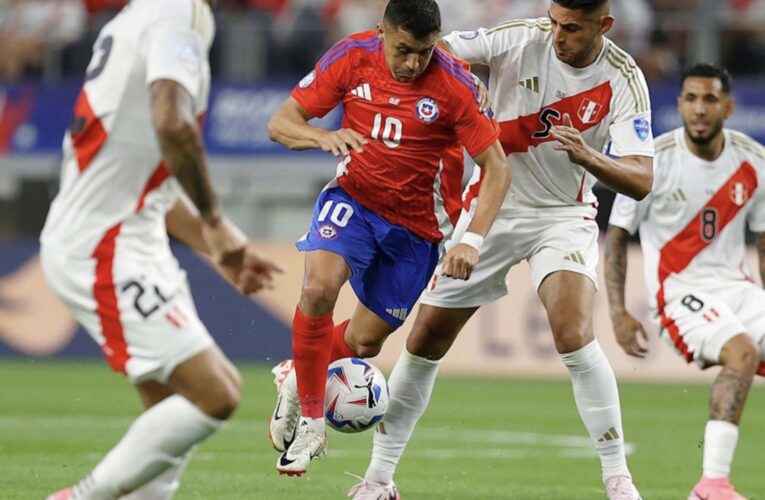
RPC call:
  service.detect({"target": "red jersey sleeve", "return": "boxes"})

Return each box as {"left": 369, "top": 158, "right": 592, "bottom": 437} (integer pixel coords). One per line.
{"left": 290, "top": 39, "right": 352, "bottom": 118}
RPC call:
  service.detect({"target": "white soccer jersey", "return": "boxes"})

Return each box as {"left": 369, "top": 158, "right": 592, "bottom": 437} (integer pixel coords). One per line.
{"left": 609, "top": 128, "right": 765, "bottom": 312}
{"left": 444, "top": 18, "right": 654, "bottom": 217}
{"left": 40, "top": 0, "right": 215, "bottom": 261}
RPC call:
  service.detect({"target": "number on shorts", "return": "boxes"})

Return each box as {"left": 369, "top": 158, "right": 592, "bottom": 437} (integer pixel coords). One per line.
{"left": 122, "top": 280, "right": 169, "bottom": 319}
{"left": 681, "top": 294, "right": 704, "bottom": 313}
{"left": 371, "top": 113, "right": 403, "bottom": 148}
{"left": 317, "top": 200, "right": 354, "bottom": 227}
{"left": 700, "top": 208, "right": 718, "bottom": 241}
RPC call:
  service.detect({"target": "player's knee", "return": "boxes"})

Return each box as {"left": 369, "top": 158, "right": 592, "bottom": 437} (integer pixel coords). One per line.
{"left": 352, "top": 339, "right": 384, "bottom": 358}
{"left": 551, "top": 323, "right": 592, "bottom": 353}
{"left": 407, "top": 324, "right": 450, "bottom": 360}
{"left": 299, "top": 281, "right": 340, "bottom": 314}
{"left": 212, "top": 381, "right": 241, "bottom": 420}
{"left": 722, "top": 335, "right": 759, "bottom": 373}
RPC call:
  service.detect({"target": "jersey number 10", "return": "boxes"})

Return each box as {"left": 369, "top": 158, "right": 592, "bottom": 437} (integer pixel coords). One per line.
{"left": 371, "top": 113, "right": 402, "bottom": 148}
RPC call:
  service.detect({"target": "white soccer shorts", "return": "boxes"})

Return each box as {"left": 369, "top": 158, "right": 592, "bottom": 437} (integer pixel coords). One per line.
{"left": 656, "top": 281, "right": 765, "bottom": 369}
{"left": 422, "top": 210, "right": 599, "bottom": 308}
{"left": 41, "top": 248, "right": 214, "bottom": 383}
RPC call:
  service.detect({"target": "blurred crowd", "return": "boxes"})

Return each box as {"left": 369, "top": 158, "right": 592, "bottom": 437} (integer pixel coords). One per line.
{"left": 1, "top": 0, "right": 765, "bottom": 83}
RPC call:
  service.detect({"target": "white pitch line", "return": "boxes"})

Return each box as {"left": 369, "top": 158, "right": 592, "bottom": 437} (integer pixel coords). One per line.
{"left": 0, "top": 416, "right": 634, "bottom": 455}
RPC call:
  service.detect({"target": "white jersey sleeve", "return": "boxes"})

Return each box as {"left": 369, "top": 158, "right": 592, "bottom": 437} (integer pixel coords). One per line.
{"left": 144, "top": 0, "right": 214, "bottom": 99}
{"left": 608, "top": 192, "right": 650, "bottom": 235}
{"left": 443, "top": 28, "right": 494, "bottom": 65}
{"left": 605, "top": 43, "right": 654, "bottom": 158}
{"left": 745, "top": 148, "right": 765, "bottom": 232}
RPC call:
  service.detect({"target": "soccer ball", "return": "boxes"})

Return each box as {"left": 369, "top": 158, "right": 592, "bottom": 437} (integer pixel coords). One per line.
{"left": 324, "top": 357, "right": 389, "bottom": 433}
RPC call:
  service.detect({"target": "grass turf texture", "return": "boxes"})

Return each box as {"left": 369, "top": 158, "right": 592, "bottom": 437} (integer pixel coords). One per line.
{"left": 0, "top": 360, "right": 763, "bottom": 499}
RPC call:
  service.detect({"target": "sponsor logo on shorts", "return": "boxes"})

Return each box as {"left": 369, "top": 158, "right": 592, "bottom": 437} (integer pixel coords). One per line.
{"left": 318, "top": 224, "right": 338, "bottom": 239}
{"left": 386, "top": 308, "right": 409, "bottom": 321}
{"left": 415, "top": 97, "right": 439, "bottom": 123}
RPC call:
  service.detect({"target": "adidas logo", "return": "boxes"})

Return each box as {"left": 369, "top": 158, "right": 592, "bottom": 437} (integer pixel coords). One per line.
{"left": 519, "top": 76, "right": 539, "bottom": 93}
{"left": 563, "top": 251, "right": 586, "bottom": 265}
{"left": 351, "top": 83, "right": 372, "bottom": 101}
{"left": 385, "top": 308, "right": 408, "bottom": 321}
{"left": 598, "top": 426, "right": 621, "bottom": 442}
{"left": 670, "top": 188, "right": 687, "bottom": 202}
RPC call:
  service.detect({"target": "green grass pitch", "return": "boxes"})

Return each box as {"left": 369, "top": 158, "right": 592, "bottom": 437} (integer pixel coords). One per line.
{"left": 0, "top": 360, "right": 763, "bottom": 499}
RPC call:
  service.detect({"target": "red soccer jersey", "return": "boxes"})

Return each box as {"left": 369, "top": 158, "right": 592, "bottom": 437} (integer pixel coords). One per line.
{"left": 291, "top": 30, "right": 500, "bottom": 242}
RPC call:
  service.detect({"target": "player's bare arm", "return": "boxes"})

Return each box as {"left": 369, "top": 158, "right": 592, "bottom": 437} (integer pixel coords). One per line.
{"left": 165, "top": 197, "right": 284, "bottom": 295}
{"left": 441, "top": 141, "right": 510, "bottom": 280}
{"left": 551, "top": 114, "right": 653, "bottom": 200}
{"left": 604, "top": 224, "right": 648, "bottom": 358}
{"left": 152, "top": 79, "right": 282, "bottom": 292}
{"left": 756, "top": 232, "right": 765, "bottom": 286}
{"left": 151, "top": 79, "right": 221, "bottom": 225}
{"left": 268, "top": 97, "right": 367, "bottom": 156}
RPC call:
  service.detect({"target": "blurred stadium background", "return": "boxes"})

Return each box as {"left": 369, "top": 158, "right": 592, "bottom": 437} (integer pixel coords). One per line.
{"left": 1, "top": 0, "right": 764, "bottom": 498}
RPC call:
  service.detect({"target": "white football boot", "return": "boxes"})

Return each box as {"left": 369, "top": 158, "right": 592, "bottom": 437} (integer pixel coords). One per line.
{"left": 269, "top": 360, "right": 301, "bottom": 452}
{"left": 275, "top": 419, "right": 328, "bottom": 476}
{"left": 605, "top": 475, "right": 642, "bottom": 500}
{"left": 347, "top": 473, "right": 401, "bottom": 500}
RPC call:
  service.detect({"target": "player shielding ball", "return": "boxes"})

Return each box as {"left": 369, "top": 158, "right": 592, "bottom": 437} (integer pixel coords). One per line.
{"left": 352, "top": 1, "right": 654, "bottom": 498}
{"left": 606, "top": 63, "right": 765, "bottom": 500}
{"left": 267, "top": 0, "right": 510, "bottom": 478}
{"left": 42, "top": 1, "right": 283, "bottom": 498}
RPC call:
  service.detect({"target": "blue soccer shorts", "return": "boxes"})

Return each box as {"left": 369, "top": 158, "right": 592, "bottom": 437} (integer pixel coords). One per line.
{"left": 296, "top": 186, "right": 439, "bottom": 327}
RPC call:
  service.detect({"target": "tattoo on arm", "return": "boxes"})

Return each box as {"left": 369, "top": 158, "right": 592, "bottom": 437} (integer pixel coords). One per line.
{"left": 710, "top": 367, "right": 752, "bottom": 424}
{"left": 756, "top": 232, "right": 765, "bottom": 286}
{"left": 152, "top": 80, "right": 220, "bottom": 225}
{"left": 605, "top": 226, "right": 630, "bottom": 315}
{"left": 157, "top": 125, "right": 219, "bottom": 225}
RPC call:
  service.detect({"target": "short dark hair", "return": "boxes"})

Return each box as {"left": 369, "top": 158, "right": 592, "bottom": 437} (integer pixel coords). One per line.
{"left": 383, "top": 0, "right": 441, "bottom": 39}
{"left": 551, "top": 0, "right": 609, "bottom": 14}
{"left": 681, "top": 63, "right": 732, "bottom": 94}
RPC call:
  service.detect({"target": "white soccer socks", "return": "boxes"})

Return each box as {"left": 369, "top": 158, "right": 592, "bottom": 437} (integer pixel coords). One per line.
{"left": 702, "top": 420, "right": 739, "bottom": 478}
{"left": 119, "top": 451, "right": 193, "bottom": 500}
{"left": 75, "top": 395, "right": 222, "bottom": 499}
{"left": 560, "top": 340, "right": 631, "bottom": 482}
{"left": 365, "top": 349, "right": 441, "bottom": 485}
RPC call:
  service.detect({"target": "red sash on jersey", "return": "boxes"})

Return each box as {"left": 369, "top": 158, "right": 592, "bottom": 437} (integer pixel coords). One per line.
{"left": 497, "top": 81, "right": 612, "bottom": 155}
{"left": 656, "top": 162, "right": 757, "bottom": 361}
{"left": 71, "top": 90, "right": 108, "bottom": 173}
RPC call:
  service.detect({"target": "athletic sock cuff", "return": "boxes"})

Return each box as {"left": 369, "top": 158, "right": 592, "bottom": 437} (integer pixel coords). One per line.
{"left": 293, "top": 307, "right": 333, "bottom": 336}
{"left": 402, "top": 348, "right": 442, "bottom": 368}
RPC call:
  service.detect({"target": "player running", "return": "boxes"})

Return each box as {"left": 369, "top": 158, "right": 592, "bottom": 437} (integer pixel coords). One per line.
{"left": 42, "top": 1, "right": 282, "bottom": 498}
{"left": 606, "top": 63, "right": 765, "bottom": 500}
{"left": 266, "top": 0, "right": 510, "bottom": 477}
{"left": 350, "top": 0, "right": 654, "bottom": 498}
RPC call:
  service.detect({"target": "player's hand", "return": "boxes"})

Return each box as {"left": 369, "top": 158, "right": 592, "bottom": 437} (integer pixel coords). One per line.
{"left": 474, "top": 75, "right": 492, "bottom": 114}
{"left": 235, "top": 244, "right": 285, "bottom": 294}
{"left": 611, "top": 311, "right": 649, "bottom": 358}
{"left": 316, "top": 128, "right": 368, "bottom": 157}
{"left": 202, "top": 219, "right": 247, "bottom": 266}
{"left": 551, "top": 113, "right": 595, "bottom": 166}
{"left": 441, "top": 243, "right": 479, "bottom": 281}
